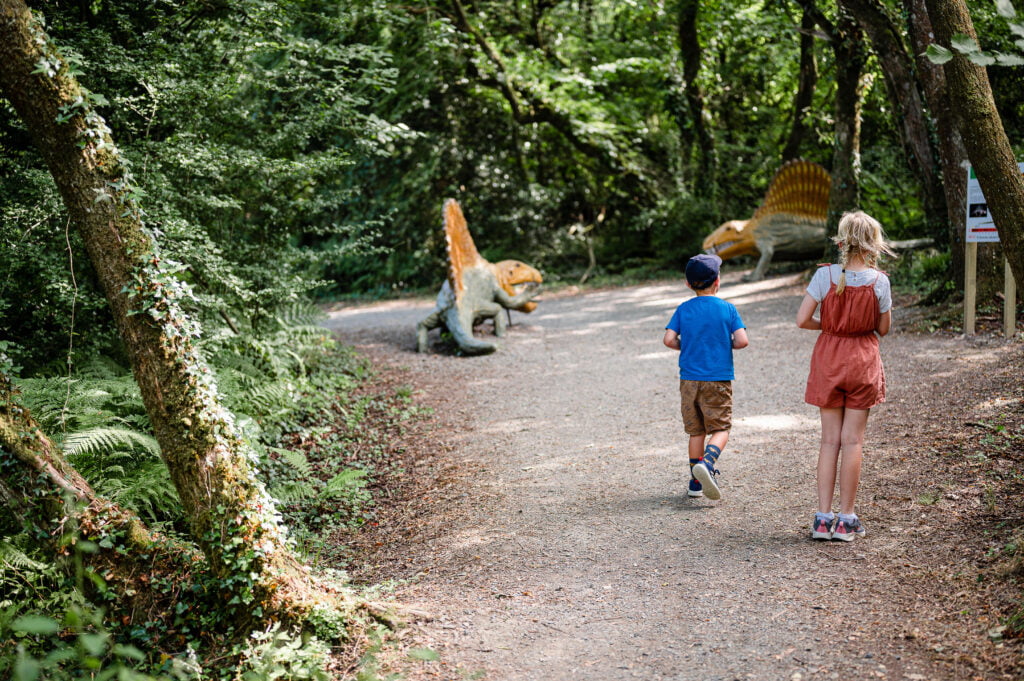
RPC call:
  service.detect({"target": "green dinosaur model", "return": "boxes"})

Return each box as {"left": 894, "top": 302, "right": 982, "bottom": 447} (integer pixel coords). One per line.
{"left": 416, "top": 199, "right": 542, "bottom": 355}
{"left": 703, "top": 160, "right": 831, "bottom": 281}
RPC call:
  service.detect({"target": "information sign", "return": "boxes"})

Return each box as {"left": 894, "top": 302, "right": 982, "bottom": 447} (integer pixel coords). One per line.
{"left": 966, "top": 162, "right": 1024, "bottom": 242}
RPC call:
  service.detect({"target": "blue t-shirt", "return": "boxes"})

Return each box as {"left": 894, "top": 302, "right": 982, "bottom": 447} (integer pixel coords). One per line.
{"left": 665, "top": 296, "right": 746, "bottom": 381}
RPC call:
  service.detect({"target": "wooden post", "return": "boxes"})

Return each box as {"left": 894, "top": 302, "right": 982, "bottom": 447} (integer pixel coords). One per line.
{"left": 1006, "top": 257, "right": 1017, "bottom": 338}
{"left": 965, "top": 242, "right": 977, "bottom": 335}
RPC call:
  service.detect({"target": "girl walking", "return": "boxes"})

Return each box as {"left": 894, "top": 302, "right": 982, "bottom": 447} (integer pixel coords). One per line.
{"left": 796, "top": 211, "right": 894, "bottom": 541}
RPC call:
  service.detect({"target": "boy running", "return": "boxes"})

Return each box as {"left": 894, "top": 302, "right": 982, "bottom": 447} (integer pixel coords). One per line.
{"left": 663, "top": 254, "right": 749, "bottom": 500}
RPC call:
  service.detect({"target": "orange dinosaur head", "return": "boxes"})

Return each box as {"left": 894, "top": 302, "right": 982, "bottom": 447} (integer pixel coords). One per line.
{"left": 702, "top": 219, "right": 756, "bottom": 261}
{"left": 493, "top": 260, "right": 543, "bottom": 313}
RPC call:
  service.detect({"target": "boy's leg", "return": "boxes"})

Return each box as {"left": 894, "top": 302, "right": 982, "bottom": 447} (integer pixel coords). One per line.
{"left": 817, "top": 408, "right": 843, "bottom": 513}
{"left": 688, "top": 434, "right": 706, "bottom": 461}
{"left": 687, "top": 435, "right": 705, "bottom": 496}
{"left": 706, "top": 430, "right": 730, "bottom": 460}
{"left": 837, "top": 407, "right": 870, "bottom": 515}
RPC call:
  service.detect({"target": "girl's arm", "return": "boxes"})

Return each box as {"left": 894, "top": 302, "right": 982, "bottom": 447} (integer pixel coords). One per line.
{"left": 796, "top": 294, "right": 821, "bottom": 330}
{"left": 662, "top": 329, "right": 680, "bottom": 350}
{"left": 877, "top": 310, "right": 891, "bottom": 337}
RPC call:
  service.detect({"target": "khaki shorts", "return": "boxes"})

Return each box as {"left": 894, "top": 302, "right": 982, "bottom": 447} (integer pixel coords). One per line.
{"left": 679, "top": 380, "right": 733, "bottom": 436}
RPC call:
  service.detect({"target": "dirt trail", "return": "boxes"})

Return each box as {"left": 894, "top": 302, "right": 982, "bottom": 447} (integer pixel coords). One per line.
{"left": 326, "top": 273, "right": 1012, "bottom": 681}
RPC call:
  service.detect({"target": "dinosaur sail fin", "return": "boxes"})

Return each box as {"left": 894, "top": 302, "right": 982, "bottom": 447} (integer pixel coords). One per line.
{"left": 443, "top": 199, "right": 484, "bottom": 301}
{"left": 751, "top": 160, "right": 830, "bottom": 222}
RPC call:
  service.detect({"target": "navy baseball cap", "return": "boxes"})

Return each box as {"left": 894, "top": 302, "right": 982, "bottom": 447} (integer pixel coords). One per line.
{"left": 685, "top": 253, "right": 722, "bottom": 289}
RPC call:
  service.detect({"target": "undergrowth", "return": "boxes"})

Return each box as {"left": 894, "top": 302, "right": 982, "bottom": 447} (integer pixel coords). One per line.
{"left": 0, "top": 302, "right": 423, "bottom": 679}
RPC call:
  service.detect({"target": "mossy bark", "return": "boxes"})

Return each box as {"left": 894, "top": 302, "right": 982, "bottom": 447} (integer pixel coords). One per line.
{"left": 0, "top": 0, "right": 318, "bottom": 627}
{"left": 924, "top": 0, "right": 1024, "bottom": 293}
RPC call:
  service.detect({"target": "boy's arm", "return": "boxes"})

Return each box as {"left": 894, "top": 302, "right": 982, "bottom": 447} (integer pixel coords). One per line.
{"left": 662, "top": 329, "right": 680, "bottom": 350}
{"left": 732, "top": 328, "right": 749, "bottom": 349}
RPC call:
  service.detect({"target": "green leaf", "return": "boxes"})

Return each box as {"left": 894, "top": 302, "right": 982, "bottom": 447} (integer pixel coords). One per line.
{"left": 968, "top": 52, "right": 997, "bottom": 66}
{"left": 951, "top": 33, "right": 981, "bottom": 54}
{"left": 925, "top": 44, "right": 954, "bottom": 64}
{"left": 996, "top": 0, "right": 1017, "bottom": 19}
{"left": 13, "top": 615, "right": 60, "bottom": 635}
{"left": 80, "top": 632, "right": 108, "bottom": 657}
{"left": 407, "top": 648, "right": 440, "bottom": 662}
{"left": 995, "top": 52, "right": 1024, "bottom": 66}
{"left": 112, "top": 643, "right": 146, "bottom": 661}
{"left": 13, "top": 656, "right": 40, "bottom": 681}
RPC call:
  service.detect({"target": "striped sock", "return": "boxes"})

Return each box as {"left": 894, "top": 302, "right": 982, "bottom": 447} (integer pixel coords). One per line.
{"left": 703, "top": 444, "right": 721, "bottom": 466}
{"left": 689, "top": 458, "right": 701, "bottom": 479}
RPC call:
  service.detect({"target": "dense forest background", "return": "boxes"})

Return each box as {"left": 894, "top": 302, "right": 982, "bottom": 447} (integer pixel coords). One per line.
{"left": 1, "top": 0, "right": 1023, "bottom": 679}
{"left": 3, "top": 0, "right": 1022, "bottom": 375}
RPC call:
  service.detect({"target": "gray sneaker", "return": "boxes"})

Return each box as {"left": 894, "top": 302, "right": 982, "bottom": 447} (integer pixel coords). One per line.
{"left": 832, "top": 516, "right": 866, "bottom": 542}
{"left": 811, "top": 513, "right": 836, "bottom": 540}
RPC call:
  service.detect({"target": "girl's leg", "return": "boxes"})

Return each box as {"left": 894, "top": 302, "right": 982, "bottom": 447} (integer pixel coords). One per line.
{"left": 817, "top": 408, "right": 844, "bottom": 513}
{"left": 838, "top": 408, "right": 870, "bottom": 515}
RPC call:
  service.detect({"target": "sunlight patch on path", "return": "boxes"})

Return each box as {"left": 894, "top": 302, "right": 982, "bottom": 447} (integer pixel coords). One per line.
{"left": 735, "top": 413, "right": 818, "bottom": 431}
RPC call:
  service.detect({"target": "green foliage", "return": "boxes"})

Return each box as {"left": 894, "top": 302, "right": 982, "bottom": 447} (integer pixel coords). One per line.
{"left": 233, "top": 624, "right": 330, "bottom": 681}
{"left": 0, "top": 542, "right": 173, "bottom": 681}
{"left": 926, "top": 0, "right": 1024, "bottom": 67}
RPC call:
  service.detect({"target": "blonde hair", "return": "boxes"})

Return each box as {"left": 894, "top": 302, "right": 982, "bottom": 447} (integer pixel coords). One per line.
{"left": 833, "top": 211, "right": 896, "bottom": 295}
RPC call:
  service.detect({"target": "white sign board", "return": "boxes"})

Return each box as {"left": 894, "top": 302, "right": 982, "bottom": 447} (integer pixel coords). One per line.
{"left": 966, "top": 162, "right": 1024, "bottom": 243}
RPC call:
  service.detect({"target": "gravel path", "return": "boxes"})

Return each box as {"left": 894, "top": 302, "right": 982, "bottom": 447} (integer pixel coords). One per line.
{"left": 326, "top": 272, "right": 980, "bottom": 681}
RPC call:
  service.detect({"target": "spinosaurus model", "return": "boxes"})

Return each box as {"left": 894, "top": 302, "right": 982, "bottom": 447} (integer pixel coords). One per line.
{"left": 702, "top": 160, "right": 831, "bottom": 281}
{"left": 416, "top": 199, "right": 542, "bottom": 355}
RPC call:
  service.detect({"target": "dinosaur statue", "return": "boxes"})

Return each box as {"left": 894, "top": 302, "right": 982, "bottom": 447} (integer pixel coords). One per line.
{"left": 702, "top": 160, "right": 831, "bottom": 281}
{"left": 416, "top": 199, "right": 542, "bottom": 355}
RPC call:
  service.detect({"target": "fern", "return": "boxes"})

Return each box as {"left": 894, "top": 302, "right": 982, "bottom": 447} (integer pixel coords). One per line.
{"left": 323, "top": 469, "right": 368, "bottom": 499}
{"left": 62, "top": 427, "right": 161, "bottom": 459}
{"left": 269, "top": 447, "right": 312, "bottom": 477}
{"left": 0, "top": 540, "right": 47, "bottom": 572}
{"left": 269, "top": 480, "right": 318, "bottom": 506}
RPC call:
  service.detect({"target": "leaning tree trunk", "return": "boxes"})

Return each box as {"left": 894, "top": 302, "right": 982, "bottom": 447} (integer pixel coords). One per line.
{"left": 0, "top": 0, "right": 318, "bottom": 627}
{"left": 923, "top": 0, "right": 1024, "bottom": 294}
{"left": 841, "top": 0, "right": 949, "bottom": 245}
{"left": 0, "top": 373, "right": 163, "bottom": 599}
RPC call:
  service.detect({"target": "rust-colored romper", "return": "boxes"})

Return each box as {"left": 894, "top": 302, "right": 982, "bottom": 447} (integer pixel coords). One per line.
{"left": 804, "top": 267, "right": 886, "bottom": 410}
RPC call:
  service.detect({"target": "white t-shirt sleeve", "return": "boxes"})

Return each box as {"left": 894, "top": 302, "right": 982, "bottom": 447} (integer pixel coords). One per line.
{"left": 806, "top": 266, "right": 833, "bottom": 302}
{"left": 875, "top": 272, "right": 892, "bottom": 313}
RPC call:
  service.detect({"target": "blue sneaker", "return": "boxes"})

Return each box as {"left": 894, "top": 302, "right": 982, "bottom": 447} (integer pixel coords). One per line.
{"left": 833, "top": 515, "right": 866, "bottom": 542}
{"left": 692, "top": 459, "right": 721, "bottom": 500}
{"left": 811, "top": 513, "right": 836, "bottom": 540}
{"left": 687, "top": 478, "right": 703, "bottom": 498}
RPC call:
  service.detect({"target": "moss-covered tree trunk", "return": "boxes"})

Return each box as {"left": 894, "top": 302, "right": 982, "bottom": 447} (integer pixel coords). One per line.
{"left": 0, "top": 372, "right": 155, "bottom": 572}
{"left": 0, "top": 0, "right": 315, "bottom": 626}
{"left": 924, "top": 0, "right": 1024, "bottom": 294}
